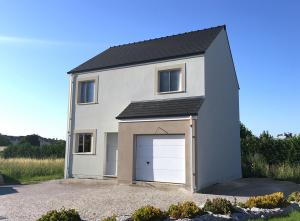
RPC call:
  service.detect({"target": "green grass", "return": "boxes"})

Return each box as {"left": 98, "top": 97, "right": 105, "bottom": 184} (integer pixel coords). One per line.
{"left": 249, "top": 211, "right": 300, "bottom": 221}
{"left": 0, "top": 158, "right": 64, "bottom": 184}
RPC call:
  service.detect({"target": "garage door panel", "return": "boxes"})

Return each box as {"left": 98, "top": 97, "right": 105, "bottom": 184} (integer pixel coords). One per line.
{"left": 135, "top": 135, "right": 185, "bottom": 184}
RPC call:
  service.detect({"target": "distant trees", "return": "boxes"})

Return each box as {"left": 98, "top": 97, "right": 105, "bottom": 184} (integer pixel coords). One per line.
{"left": 20, "top": 134, "right": 40, "bottom": 146}
{"left": 0, "top": 134, "right": 11, "bottom": 146}
{"left": 2, "top": 140, "right": 66, "bottom": 159}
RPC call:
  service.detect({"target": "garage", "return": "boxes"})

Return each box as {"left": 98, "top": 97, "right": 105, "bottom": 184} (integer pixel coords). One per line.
{"left": 135, "top": 135, "right": 185, "bottom": 184}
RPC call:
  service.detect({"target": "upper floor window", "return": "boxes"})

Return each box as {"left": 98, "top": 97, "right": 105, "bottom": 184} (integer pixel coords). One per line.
{"left": 158, "top": 69, "right": 181, "bottom": 93}
{"left": 156, "top": 64, "right": 185, "bottom": 94}
{"left": 79, "top": 80, "right": 95, "bottom": 103}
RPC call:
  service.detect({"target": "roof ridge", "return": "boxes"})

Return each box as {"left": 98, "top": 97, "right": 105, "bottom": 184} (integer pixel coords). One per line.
{"left": 110, "top": 25, "right": 225, "bottom": 49}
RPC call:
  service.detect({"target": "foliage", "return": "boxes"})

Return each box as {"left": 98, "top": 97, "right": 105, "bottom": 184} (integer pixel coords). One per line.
{"left": 167, "top": 201, "right": 204, "bottom": 219}
{"left": 288, "top": 192, "right": 300, "bottom": 202}
{"left": 249, "top": 210, "right": 300, "bottom": 221}
{"left": 240, "top": 123, "right": 300, "bottom": 182}
{"left": 0, "top": 158, "right": 64, "bottom": 184}
{"left": 37, "top": 208, "right": 81, "bottom": 221}
{"left": 20, "top": 134, "right": 41, "bottom": 146}
{"left": 102, "top": 215, "right": 117, "bottom": 221}
{"left": 2, "top": 140, "right": 65, "bottom": 159}
{"left": 203, "top": 198, "right": 234, "bottom": 215}
{"left": 0, "top": 134, "right": 11, "bottom": 146}
{"left": 132, "top": 205, "right": 166, "bottom": 221}
{"left": 245, "top": 192, "right": 289, "bottom": 209}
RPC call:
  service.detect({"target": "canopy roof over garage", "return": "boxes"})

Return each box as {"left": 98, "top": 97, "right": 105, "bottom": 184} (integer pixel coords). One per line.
{"left": 116, "top": 96, "right": 204, "bottom": 120}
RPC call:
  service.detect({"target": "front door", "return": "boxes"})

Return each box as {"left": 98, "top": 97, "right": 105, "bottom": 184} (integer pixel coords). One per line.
{"left": 105, "top": 133, "right": 118, "bottom": 176}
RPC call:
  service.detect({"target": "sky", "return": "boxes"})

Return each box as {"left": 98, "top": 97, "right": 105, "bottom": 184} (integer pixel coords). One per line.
{"left": 0, "top": 0, "right": 299, "bottom": 139}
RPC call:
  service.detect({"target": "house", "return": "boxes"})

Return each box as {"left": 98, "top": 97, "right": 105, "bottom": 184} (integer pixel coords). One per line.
{"left": 65, "top": 25, "right": 241, "bottom": 192}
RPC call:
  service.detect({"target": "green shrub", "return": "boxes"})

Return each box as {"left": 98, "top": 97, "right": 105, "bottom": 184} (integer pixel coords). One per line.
{"left": 37, "top": 208, "right": 81, "bottom": 221}
{"left": 245, "top": 192, "right": 289, "bottom": 209}
{"left": 132, "top": 205, "right": 166, "bottom": 221}
{"left": 288, "top": 192, "right": 300, "bottom": 202}
{"left": 167, "top": 201, "right": 204, "bottom": 218}
{"left": 203, "top": 198, "right": 234, "bottom": 215}
{"left": 102, "top": 215, "right": 117, "bottom": 221}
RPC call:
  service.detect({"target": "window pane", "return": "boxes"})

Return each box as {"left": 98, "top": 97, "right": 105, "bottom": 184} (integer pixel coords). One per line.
{"left": 80, "top": 82, "right": 86, "bottom": 103}
{"left": 78, "top": 134, "right": 84, "bottom": 152}
{"left": 170, "top": 70, "right": 180, "bottom": 91}
{"left": 86, "top": 81, "right": 95, "bottom": 103}
{"left": 84, "top": 134, "right": 92, "bottom": 152}
{"left": 159, "top": 71, "right": 170, "bottom": 92}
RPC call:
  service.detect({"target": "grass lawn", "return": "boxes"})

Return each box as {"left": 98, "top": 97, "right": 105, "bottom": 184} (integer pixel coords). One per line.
{"left": 0, "top": 158, "right": 64, "bottom": 184}
{"left": 250, "top": 211, "right": 300, "bottom": 221}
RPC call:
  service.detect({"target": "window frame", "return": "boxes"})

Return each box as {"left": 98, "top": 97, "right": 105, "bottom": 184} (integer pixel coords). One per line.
{"left": 76, "top": 76, "right": 99, "bottom": 105}
{"left": 155, "top": 64, "right": 186, "bottom": 94}
{"left": 73, "top": 129, "right": 97, "bottom": 155}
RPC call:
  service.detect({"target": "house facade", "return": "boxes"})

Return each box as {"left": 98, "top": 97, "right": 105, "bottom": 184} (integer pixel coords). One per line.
{"left": 65, "top": 25, "right": 241, "bottom": 191}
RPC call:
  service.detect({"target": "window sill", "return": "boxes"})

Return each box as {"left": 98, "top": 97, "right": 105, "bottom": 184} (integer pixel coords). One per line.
{"left": 157, "top": 90, "right": 185, "bottom": 95}
{"left": 77, "top": 102, "right": 98, "bottom": 105}
{"left": 73, "top": 152, "right": 95, "bottom": 155}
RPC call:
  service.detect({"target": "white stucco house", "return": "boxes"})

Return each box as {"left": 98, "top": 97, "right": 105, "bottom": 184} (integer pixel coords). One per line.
{"left": 65, "top": 25, "right": 241, "bottom": 191}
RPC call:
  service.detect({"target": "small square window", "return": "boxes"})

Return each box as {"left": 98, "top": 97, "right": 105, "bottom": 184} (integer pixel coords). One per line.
{"left": 78, "top": 80, "right": 95, "bottom": 103}
{"left": 158, "top": 69, "right": 181, "bottom": 93}
{"left": 76, "top": 133, "right": 93, "bottom": 153}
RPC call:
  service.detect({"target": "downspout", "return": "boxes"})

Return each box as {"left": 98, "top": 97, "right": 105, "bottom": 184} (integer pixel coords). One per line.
{"left": 64, "top": 74, "right": 75, "bottom": 179}
{"left": 189, "top": 115, "right": 197, "bottom": 192}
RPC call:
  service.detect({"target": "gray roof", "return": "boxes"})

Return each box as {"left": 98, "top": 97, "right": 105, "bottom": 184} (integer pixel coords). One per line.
{"left": 116, "top": 97, "right": 204, "bottom": 120}
{"left": 68, "top": 25, "right": 225, "bottom": 74}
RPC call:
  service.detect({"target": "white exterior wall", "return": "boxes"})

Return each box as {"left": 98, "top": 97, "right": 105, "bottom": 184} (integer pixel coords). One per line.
{"left": 196, "top": 29, "right": 241, "bottom": 190}
{"left": 68, "top": 56, "right": 205, "bottom": 178}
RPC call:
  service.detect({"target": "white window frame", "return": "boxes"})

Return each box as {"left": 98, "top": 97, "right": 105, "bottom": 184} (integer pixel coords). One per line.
{"left": 155, "top": 64, "right": 186, "bottom": 94}
{"left": 73, "top": 129, "right": 97, "bottom": 155}
{"left": 76, "top": 76, "right": 99, "bottom": 104}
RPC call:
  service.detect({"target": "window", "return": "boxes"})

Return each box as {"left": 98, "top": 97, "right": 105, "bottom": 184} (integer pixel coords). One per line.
{"left": 78, "top": 80, "right": 95, "bottom": 103}
{"left": 158, "top": 69, "right": 182, "bottom": 93}
{"left": 76, "top": 133, "right": 93, "bottom": 153}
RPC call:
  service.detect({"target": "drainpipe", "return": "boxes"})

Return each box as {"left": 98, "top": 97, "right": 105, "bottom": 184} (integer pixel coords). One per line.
{"left": 64, "top": 75, "right": 75, "bottom": 179}
{"left": 189, "top": 115, "right": 197, "bottom": 192}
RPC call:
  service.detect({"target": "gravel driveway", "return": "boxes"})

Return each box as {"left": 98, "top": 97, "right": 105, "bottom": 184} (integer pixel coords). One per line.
{"left": 0, "top": 178, "right": 299, "bottom": 221}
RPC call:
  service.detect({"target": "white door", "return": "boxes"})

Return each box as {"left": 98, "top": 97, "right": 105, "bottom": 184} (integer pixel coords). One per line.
{"left": 105, "top": 133, "right": 118, "bottom": 176}
{"left": 135, "top": 135, "right": 185, "bottom": 184}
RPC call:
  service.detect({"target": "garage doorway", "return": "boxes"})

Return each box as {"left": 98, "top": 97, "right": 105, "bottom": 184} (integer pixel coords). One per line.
{"left": 135, "top": 135, "right": 185, "bottom": 184}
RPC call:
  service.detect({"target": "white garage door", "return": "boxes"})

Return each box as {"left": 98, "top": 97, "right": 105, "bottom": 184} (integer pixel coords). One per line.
{"left": 135, "top": 135, "right": 185, "bottom": 184}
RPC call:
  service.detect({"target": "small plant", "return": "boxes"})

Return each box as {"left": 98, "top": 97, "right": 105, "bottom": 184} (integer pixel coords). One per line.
{"left": 203, "top": 198, "right": 234, "bottom": 215}
{"left": 288, "top": 192, "right": 300, "bottom": 202}
{"left": 37, "top": 208, "right": 81, "bottom": 221}
{"left": 132, "top": 205, "right": 166, "bottom": 221}
{"left": 167, "top": 201, "right": 204, "bottom": 219}
{"left": 102, "top": 214, "right": 117, "bottom": 221}
{"left": 245, "top": 192, "right": 289, "bottom": 209}
{"left": 237, "top": 202, "right": 247, "bottom": 208}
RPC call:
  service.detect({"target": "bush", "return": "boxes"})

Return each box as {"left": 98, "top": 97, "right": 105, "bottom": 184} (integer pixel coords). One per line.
{"left": 288, "top": 192, "right": 300, "bottom": 202}
{"left": 102, "top": 215, "right": 117, "bottom": 221}
{"left": 132, "top": 205, "right": 166, "bottom": 221}
{"left": 167, "top": 201, "right": 204, "bottom": 219}
{"left": 245, "top": 192, "right": 289, "bottom": 209}
{"left": 37, "top": 208, "right": 81, "bottom": 221}
{"left": 203, "top": 198, "right": 234, "bottom": 215}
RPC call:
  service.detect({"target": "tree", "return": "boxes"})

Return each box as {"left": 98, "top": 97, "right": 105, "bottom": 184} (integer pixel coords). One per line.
{"left": 20, "top": 134, "right": 40, "bottom": 146}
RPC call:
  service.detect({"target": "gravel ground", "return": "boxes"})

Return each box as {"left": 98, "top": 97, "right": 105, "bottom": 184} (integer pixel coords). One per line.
{"left": 0, "top": 179, "right": 246, "bottom": 221}
{"left": 0, "top": 178, "right": 299, "bottom": 221}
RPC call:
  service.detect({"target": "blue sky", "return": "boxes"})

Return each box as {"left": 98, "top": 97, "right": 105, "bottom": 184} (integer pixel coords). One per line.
{"left": 0, "top": 0, "right": 299, "bottom": 139}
